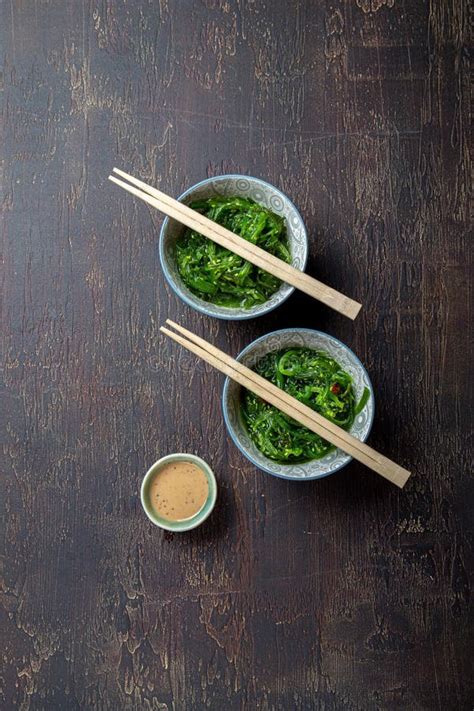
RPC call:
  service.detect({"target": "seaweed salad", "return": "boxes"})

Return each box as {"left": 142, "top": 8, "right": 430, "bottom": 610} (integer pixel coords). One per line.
{"left": 175, "top": 196, "right": 291, "bottom": 308}
{"left": 242, "top": 348, "right": 370, "bottom": 463}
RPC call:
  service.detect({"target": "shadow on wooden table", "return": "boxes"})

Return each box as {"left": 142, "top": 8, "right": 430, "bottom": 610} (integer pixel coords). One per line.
{"left": 162, "top": 482, "right": 231, "bottom": 544}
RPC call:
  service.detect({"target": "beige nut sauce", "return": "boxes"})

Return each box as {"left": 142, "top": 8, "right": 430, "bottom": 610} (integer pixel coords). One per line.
{"left": 149, "top": 461, "right": 209, "bottom": 521}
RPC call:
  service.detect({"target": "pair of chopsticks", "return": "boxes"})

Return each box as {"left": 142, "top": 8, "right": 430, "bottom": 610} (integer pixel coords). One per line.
{"left": 161, "top": 320, "right": 411, "bottom": 488}
{"left": 109, "top": 168, "right": 362, "bottom": 320}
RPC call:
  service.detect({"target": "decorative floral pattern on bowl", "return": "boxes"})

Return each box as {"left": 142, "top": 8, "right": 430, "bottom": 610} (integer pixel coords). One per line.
{"left": 222, "top": 329, "right": 375, "bottom": 480}
{"left": 159, "top": 175, "right": 308, "bottom": 320}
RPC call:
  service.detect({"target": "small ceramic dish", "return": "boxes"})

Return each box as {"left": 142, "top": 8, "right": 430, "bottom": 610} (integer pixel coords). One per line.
{"left": 159, "top": 174, "right": 308, "bottom": 320}
{"left": 222, "top": 329, "right": 375, "bottom": 481}
{"left": 140, "top": 453, "right": 217, "bottom": 532}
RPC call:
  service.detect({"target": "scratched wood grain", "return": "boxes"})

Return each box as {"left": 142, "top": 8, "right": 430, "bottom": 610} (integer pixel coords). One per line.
{"left": 1, "top": 1, "right": 472, "bottom": 709}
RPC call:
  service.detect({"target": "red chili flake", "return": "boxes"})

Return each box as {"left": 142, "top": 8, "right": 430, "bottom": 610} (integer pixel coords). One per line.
{"left": 330, "top": 383, "right": 341, "bottom": 395}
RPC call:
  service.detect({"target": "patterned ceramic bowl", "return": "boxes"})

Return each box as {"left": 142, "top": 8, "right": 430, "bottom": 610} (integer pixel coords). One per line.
{"left": 159, "top": 175, "right": 308, "bottom": 320}
{"left": 222, "top": 329, "right": 375, "bottom": 480}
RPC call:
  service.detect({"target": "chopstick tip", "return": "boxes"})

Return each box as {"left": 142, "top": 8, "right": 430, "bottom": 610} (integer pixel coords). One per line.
{"left": 397, "top": 470, "right": 412, "bottom": 489}
{"left": 347, "top": 300, "right": 362, "bottom": 320}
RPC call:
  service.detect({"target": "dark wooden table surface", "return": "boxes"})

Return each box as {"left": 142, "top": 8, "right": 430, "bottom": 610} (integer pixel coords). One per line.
{"left": 2, "top": 1, "right": 472, "bottom": 709}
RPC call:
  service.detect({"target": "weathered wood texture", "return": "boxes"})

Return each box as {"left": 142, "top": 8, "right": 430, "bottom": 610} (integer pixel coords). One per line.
{"left": 1, "top": 1, "right": 472, "bottom": 709}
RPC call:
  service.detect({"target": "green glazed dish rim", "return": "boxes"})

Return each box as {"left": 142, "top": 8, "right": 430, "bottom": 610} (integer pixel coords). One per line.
{"left": 140, "top": 453, "right": 217, "bottom": 532}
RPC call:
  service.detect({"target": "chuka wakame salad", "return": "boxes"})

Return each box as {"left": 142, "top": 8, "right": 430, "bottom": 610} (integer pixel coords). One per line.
{"left": 242, "top": 348, "right": 370, "bottom": 463}
{"left": 175, "top": 196, "right": 291, "bottom": 308}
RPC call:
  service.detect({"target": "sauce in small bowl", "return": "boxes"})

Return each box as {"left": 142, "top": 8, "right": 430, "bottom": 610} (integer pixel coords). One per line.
{"left": 141, "top": 454, "right": 217, "bottom": 532}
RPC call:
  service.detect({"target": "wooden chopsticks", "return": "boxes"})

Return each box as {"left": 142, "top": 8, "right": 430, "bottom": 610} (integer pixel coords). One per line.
{"left": 109, "top": 168, "right": 362, "bottom": 320}
{"left": 160, "top": 320, "right": 411, "bottom": 488}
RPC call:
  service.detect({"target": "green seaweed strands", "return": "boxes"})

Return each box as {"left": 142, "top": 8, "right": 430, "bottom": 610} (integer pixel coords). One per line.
{"left": 175, "top": 196, "right": 291, "bottom": 308}
{"left": 242, "top": 348, "right": 370, "bottom": 463}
